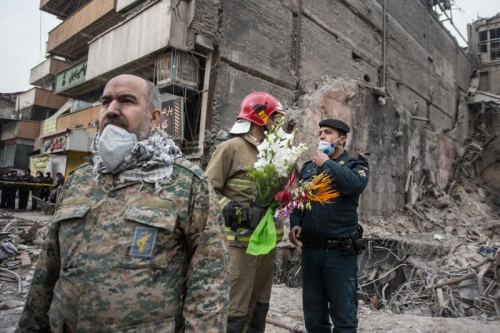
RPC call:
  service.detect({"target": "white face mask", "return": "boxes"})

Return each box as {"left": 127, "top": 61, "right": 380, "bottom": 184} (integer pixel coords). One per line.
{"left": 98, "top": 125, "right": 137, "bottom": 172}
{"left": 318, "top": 137, "right": 342, "bottom": 156}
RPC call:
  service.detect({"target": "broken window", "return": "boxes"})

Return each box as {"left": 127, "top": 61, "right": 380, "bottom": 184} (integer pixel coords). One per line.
{"left": 478, "top": 27, "right": 500, "bottom": 62}
{"left": 490, "top": 27, "right": 500, "bottom": 61}
{"left": 479, "top": 30, "right": 488, "bottom": 53}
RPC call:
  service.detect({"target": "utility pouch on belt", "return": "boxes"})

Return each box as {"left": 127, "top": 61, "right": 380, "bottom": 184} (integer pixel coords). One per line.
{"left": 338, "top": 238, "right": 356, "bottom": 256}
{"left": 350, "top": 224, "right": 367, "bottom": 255}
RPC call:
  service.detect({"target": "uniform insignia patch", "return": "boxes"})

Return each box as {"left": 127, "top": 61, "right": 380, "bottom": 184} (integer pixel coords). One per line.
{"left": 130, "top": 227, "right": 157, "bottom": 258}
{"left": 358, "top": 170, "right": 367, "bottom": 177}
{"left": 339, "top": 160, "right": 345, "bottom": 165}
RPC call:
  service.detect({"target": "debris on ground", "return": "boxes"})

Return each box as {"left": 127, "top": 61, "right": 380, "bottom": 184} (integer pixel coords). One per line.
{"left": 267, "top": 285, "right": 500, "bottom": 333}
{"left": 2, "top": 157, "right": 500, "bottom": 332}
{"left": 0, "top": 211, "right": 49, "bottom": 332}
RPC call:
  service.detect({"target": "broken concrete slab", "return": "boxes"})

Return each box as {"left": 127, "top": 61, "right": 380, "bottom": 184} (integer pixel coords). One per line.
{"left": 0, "top": 300, "right": 24, "bottom": 310}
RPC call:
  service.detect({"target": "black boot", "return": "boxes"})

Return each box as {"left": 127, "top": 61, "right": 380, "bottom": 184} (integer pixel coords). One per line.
{"left": 246, "top": 302, "right": 269, "bottom": 333}
{"left": 227, "top": 316, "right": 246, "bottom": 333}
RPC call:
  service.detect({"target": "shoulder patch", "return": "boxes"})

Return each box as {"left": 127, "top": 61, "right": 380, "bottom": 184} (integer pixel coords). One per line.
{"left": 174, "top": 157, "right": 206, "bottom": 180}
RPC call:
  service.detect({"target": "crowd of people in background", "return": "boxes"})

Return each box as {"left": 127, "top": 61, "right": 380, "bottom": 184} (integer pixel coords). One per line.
{"left": 0, "top": 168, "right": 64, "bottom": 211}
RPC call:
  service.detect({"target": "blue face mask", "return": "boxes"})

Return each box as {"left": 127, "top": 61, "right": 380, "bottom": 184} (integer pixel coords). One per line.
{"left": 318, "top": 137, "right": 342, "bottom": 156}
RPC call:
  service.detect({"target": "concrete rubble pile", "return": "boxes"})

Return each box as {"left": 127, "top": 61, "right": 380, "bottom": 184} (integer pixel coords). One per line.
{"left": 357, "top": 168, "right": 500, "bottom": 319}
{"left": 0, "top": 211, "right": 48, "bottom": 331}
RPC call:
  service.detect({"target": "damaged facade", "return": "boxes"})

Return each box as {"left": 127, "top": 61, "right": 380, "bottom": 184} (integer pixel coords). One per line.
{"left": 211, "top": 0, "right": 472, "bottom": 220}
{"left": 30, "top": 0, "right": 476, "bottom": 220}
{"left": 467, "top": 14, "right": 500, "bottom": 184}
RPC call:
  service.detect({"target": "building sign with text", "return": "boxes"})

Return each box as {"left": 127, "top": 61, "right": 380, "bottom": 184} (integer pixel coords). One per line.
{"left": 43, "top": 119, "right": 57, "bottom": 135}
{"left": 42, "top": 133, "right": 69, "bottom": 154}
{"left": 157, "top": 96, "right": 184, "bottom": 141}
{"left": 55, "top": 60, "right": 87, "bottom": 93}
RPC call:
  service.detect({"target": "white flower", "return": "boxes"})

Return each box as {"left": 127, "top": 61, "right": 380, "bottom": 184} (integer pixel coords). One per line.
{"left": 252, "top": 119, "right": 308, "bottom": 176}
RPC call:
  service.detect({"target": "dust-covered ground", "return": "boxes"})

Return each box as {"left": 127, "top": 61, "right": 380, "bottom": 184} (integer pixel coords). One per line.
{"left": 2, "top": 172, "right": 500, "bottom": 332}
{"left": 267, "top": 285, "right": 500, "bottom": 333}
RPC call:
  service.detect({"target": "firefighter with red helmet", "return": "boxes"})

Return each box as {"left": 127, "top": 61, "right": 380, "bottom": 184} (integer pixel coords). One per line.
{"left": 206, "top": 92, "right": 286, "bottom": 333}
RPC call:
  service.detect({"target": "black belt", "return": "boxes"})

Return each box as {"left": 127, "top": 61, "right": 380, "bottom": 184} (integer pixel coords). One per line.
{"left": 301, "top": 237, "right": 347, "bottom": 249}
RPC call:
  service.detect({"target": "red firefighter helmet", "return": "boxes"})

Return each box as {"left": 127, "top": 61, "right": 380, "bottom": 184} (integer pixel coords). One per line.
{"left": 237, "top": 92, "right": 286, "bottom": 126}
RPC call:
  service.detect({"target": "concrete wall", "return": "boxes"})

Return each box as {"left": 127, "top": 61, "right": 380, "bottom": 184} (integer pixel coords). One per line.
{"left": 207, "top": 0, "right": 473, "bottom": 218}
{"left": 17, "top": 121, "right": 42, "bottom": 140}
{"left": 47, "top": 0, "right": 116, "bottom": 52}
{"left": 488, "top": 66, "right": 500, "bottom": 95}
{"left": 1, "top": 121, "right": 42, "bottom": 141}
{"left": 1, "top": 122, "right": 18, "bottom": 141}
{"left": 87, "top": 0, "right": 191, "bottom": 80}
{"left": 0, "top": 97, "right": 16, "bottom": 119}
{"left": 56, "top": 105, "right": 100, "bottom": 132}
{"left": 117, "top": 0, "right": 143, "bottom": 12}
{"left": 16, "top": 88, "right": 67, "bottom": 112}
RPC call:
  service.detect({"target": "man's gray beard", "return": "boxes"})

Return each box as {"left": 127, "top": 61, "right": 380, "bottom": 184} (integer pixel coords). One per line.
{"left": 135, "top": 116, "right": 153, "bottom": 141}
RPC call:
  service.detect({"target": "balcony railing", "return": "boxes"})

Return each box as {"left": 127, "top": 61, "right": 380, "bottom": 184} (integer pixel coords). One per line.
{"left": 30, "top": 57, "right": 72, "bottom": 88}
{"left": 46, "top": 0, "right": 122, "bottom": 60}
{"left": 40, "top": 0, "right": 92, "bottom": 20}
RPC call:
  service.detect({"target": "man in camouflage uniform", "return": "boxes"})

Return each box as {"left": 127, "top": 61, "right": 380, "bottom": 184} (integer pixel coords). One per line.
{"left": 205, "top": 92, "right": 286, "bottom": 333}
{"left": 16, "top": 74, "right": 230, "bottom": 333}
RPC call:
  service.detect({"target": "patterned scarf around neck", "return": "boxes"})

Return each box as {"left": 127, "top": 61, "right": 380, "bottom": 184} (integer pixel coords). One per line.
{"left": 91, "top": 128, "right": 183, "bottom": 191}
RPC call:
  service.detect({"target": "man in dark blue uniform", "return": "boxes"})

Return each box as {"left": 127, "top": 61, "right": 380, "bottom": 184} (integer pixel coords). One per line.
{"left": 17, "top": 169, "right": 32, "bottom": 212}
{"left": 41, "top": 172, "right": 53, "bottom": 202}
{"left": 5, "top": 170, "right": 19, "bottom": 210}
{"left": 289, "top": 119, "right": 369, "bottom": 333}
{"left": 0, "top": 171, "right": 8, "bottom": 209}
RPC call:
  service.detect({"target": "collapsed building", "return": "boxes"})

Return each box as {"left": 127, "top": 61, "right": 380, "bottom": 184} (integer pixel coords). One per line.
{"left": 1, "top": 0, "right": 500, "bottom": 326}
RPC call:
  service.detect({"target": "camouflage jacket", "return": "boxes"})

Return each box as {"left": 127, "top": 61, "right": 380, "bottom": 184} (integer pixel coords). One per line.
{"left": 16, "top": 158, "right": 230, "bottom": 333}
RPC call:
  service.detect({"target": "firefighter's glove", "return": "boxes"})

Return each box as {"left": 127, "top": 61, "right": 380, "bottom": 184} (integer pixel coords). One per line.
{"left": 223, "top": 201, "right": 245, "bottom": 230}
{"left": 247, "top": 206, "right": 266, "bottom": 230}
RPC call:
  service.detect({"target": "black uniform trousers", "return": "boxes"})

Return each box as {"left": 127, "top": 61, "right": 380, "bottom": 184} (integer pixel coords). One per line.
{"left": 0, "top": 188, "right": 8, "bottom": 208}
{"left": 18, "top": 189, "right": 30, "bottom": 210}
{"left": 302, "top": 247, "right": 358, "bottom": 333}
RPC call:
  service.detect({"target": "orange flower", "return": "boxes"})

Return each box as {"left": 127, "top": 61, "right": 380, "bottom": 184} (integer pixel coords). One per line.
{"left": 306, "top": 172, "right": 340, "bottom": 204}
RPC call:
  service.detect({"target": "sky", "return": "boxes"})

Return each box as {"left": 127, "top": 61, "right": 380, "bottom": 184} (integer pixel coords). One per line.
{"left": 0, "top": 0, "right": 61, "bottom": 93}
{"left": 0, "top": 0, "right": 499, "bottom": 93}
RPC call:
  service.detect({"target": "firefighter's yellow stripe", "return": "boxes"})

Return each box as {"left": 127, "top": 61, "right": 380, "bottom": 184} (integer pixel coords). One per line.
{"left": 219, "top": 197, "right": 231, "bottom": 209}
{"left": 226, "top": 178, "right": 253, "bottom": 189}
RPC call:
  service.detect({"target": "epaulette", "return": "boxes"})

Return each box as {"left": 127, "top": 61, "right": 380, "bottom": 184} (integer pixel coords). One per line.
{"left": 174, "top": 157, "right": 206, "bottom": 180}
{"left": 347, "top": 156, "right": 369, "bottom": 170}
{"left": 358, "top": 152, "right": 370, "bottom": 161}
{"left": 69, "top": 162, "right": 91, "bottom": 175}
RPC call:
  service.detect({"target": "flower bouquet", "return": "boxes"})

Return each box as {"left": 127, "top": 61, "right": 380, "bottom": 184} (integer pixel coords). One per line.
{"left": 274, "top": 171, "right": 340, "bottom": 222}
{"left": 246, "top": 119, "right": 307, "bottom": 255}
